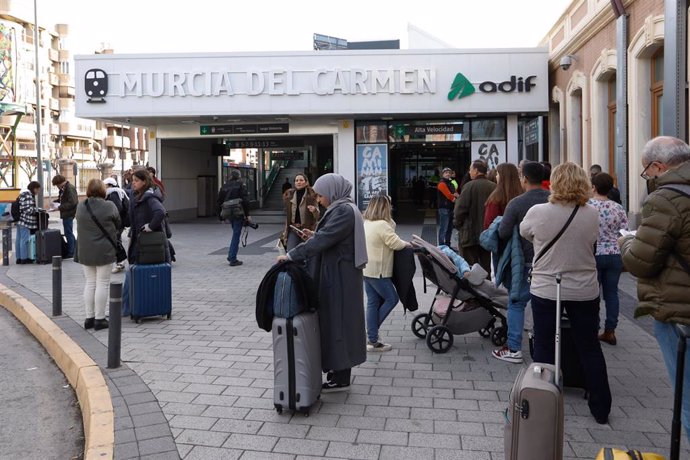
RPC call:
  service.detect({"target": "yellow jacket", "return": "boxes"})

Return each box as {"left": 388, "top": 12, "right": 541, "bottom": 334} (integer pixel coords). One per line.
{"left": 363, "top": 219, "right": 407, "bottom": 278}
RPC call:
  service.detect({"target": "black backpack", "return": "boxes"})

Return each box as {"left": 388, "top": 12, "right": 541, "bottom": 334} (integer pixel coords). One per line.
{"left": 10, "top": 195, "right": 20, "bottom": 222}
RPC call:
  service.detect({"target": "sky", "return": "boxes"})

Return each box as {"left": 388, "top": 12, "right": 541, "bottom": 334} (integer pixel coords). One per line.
{"left": 38, "top": 0, "right": 573, "bottom": 55}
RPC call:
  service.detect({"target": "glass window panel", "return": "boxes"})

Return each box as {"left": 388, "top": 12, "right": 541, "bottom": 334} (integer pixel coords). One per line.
{"left": 471, "top": 118, "right": 506, "bottom": 141}
{"left": 657, "top": 93, "right": 664, "bottom": 135}
{"left": 355, "top": 122, "right": 388, "bottom": 144}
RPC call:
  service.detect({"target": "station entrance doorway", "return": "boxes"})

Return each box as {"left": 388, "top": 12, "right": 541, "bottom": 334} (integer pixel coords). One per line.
{"left": 388, "top": 141, "right": 471, "bottom": 222}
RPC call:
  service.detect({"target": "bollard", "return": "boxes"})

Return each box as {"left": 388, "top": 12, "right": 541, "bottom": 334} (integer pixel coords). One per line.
{"left": 2, "top": 227, "right": 10, "bottom": 266}
{"left": 52, "top": 256, "right": 62, "bottom": 316}
{"left": 107, "top": 282, "right": 122, "bottom": 369}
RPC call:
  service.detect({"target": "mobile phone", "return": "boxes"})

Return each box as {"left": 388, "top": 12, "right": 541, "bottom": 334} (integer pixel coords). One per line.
{"left": 289, "top": 225, "right": 305, "bottom": 236}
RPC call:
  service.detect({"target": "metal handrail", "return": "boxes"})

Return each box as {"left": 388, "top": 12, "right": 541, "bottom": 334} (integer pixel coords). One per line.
{"left": 261, "top": 160, "right": 287, "bottom": 198}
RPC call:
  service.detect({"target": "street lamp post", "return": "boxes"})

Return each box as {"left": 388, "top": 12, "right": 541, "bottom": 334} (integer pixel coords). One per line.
{"left": 33, "top": 0, "right": 44, "bottom": 207}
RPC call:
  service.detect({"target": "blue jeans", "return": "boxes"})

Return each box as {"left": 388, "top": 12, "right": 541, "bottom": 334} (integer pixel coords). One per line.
{"left": 227, "top": 218, "right": 243, "bottom": 262}
{"left": 654, "top": 320, "right": 690, "bottom": 444}
{"left": 15, "top": 225, "right": 30, "bottom": 260}
{"left": 595, "top": 254, "right": 622, "bottom": 331}
{"left": 364, "top": 277, "right": 399, "bottom": 343}
{"left": 506, "top": 267, "right": 531, "bottom": 352}
{"left": 438, "top": 208, "right": 453, "bottom": 246}
{"left": 63, "top": 217, "right": 75, "bottom": 257}
{"left": 532, "top": 294, "right": 611, "bottom": 421}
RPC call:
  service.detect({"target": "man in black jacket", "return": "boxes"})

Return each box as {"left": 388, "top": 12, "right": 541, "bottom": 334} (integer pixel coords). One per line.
{"left": 51, "top": 174, "right": 78, "bottom": 259}
{"left": 217, "top": 169, "right": 251, "bottom": 266}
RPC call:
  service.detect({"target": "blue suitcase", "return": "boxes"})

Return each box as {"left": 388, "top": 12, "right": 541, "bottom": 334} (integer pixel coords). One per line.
{"left": 130, "top": 263, "right": 172, "bottom": 323}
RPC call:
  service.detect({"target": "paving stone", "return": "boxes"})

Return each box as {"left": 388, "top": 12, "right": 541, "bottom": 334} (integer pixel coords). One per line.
{"left": 461, "top": 435, "right": 504, "bottom": 451}
{"left": 135, "top": 423, "right": 174, "bottom": 441}
{"left": 272, "top": 438, "right": 328, "bottom": 456}
{"left": 379, "top": 445, "right": 435, "bottom": 460}
{"left": 325, "top": 441, "right": 381, "bottom": 460}
{"left": 137, "top": 437, "right": 178, "bottom": 456}
{"left": 169, "top": 415, "right": 217, "bottom": 430}
{"left": 239, "top": 451, "right": 295, "bottom": 460}
{"left": 306, "top": 426, "right": 358, "bottom": 443}
{"left": 257, "top": 422, "right": 310, "bottom": 438}
{"left": 175, "top": 429, "right": 229, "bottom": 447}
{"left": 184, "top": 446, "right": 243, "bottom": 460}
{"left": 115, "top": 441, "right": 140, "bottom": 459}
{"left": 222, "top": 433, "right": 278, "bottom": 451}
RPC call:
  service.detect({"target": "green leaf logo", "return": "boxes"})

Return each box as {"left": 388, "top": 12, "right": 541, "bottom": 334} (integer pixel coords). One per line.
{"left": 448, "top": 73, "right": 475, "bottom": 101}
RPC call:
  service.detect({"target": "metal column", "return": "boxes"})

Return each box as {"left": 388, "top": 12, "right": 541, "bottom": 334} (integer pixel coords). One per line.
{"left": 615, "top": 14, "right": 629, "bottom": 210}
{"left": 663, "top": 0, "right": 688, "bottom": 141}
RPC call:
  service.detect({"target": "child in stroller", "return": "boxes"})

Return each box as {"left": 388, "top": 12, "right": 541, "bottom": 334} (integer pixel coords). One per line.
{"left": 410, "top": 235, "right": 508, "bottom": 353}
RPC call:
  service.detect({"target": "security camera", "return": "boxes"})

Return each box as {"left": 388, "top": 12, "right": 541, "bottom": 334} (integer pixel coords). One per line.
{"left": 559, "top": 55, "right": 573, "bottom": 71}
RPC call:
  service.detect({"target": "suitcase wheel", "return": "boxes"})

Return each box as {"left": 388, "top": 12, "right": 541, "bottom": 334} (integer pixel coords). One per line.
{"left": 166, "top": 313, "right": 171, "bottom": 320}
{"left": 274, "top": 404, "right": 283, "bottom": 414}
{"left": 478, "top": 327, "right": 491, "bottom": 338}
{"left": 491, "top": 326, "right": 507, "bottom": 346}
{"left": 411, "top": 313, "right": 433, "bottom": 339}
{"left": 426, "top": 325, "right": 454, "bottom": 353}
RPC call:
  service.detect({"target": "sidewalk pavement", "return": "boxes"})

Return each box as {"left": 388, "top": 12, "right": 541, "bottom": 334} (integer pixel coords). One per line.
{"left": 4, "top": 219, "right": 690, "bottom": 459}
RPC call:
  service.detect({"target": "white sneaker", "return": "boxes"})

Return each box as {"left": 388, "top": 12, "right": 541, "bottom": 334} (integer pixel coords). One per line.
{"left": 491, "top": 346, "right": 523, "bottom": 364}
{"left": 367, "top": 341, "right": 392, "bottom": 352}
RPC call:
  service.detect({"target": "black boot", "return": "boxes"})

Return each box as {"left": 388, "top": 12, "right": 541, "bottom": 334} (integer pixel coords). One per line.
{"left": 94, "top": 319, "right": 109, "bottom": 331}
{"left": 84, "top": 318, "right": 95, "bottom": 329}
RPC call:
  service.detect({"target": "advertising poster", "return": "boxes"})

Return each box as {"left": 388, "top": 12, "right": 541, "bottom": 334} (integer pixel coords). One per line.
{"left": 471, "top": 141, "right": 506, "bottom": 171}
{"left": 356, "top": 143, "right": 388, "bottom": 210}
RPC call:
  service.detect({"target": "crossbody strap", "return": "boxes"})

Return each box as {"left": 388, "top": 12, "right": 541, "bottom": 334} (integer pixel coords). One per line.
{"left": 84, "top": 200, "right": 118, "bottom": 251}
{"left": 533, "top": 205, "right": 579, "bottom": 265}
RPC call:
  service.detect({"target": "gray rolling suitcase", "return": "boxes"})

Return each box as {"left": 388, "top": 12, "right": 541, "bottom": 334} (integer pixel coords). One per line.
{"left": 272, "top": 311, "right": 321, "bottom": 415}
{"left": 504, "top": 274, "right": 564, "bottom": 460}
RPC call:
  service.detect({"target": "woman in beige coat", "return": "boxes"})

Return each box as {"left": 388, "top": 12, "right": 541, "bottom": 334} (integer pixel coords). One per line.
{"left": 282, "top": 173, "right": 320, "bottom": 251}
{"left": 363, "top": 195, "right": 409, "bottom": 352}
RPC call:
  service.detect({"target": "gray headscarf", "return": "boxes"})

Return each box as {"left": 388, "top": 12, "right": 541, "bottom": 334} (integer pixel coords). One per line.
{"left": 312, "top": 173, "right": 368, "bottom": 269}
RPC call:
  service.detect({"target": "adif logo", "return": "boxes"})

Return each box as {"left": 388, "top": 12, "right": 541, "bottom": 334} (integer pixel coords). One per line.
{"left": 447, "top": 73, "right": 475, "bottom": 101}
{"left": 448, "top": 73, "right": 537, "bottom": 101}
{"left": 85, "top": 68, "right": 108, "bottom": 103}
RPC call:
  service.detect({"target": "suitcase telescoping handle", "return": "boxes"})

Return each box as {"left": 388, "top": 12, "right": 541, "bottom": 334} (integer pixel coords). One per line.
{"left": 671, "top": 324, "right": 689, "bottom": 460}
{"left": 554, "top": 273, "right": 562, "bottom": 388}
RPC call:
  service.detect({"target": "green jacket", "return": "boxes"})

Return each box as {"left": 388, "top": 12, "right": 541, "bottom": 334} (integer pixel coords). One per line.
{"left": 621, "top": 160, "right": 690, "bottom": 324}
{"left": 453, "top": 176, "right": 496, "bottom": 248}
{"left": 57, "top": 182, "right": 78, "bottom": 219}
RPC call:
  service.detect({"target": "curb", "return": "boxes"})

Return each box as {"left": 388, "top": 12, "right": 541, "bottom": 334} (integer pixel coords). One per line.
{"left": 0, "top": 284, "right": 114, "bottom": 460}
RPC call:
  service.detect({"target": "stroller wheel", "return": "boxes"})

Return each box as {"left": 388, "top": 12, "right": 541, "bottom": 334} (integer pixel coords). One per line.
{"left": 426, "top": 325, "right": 454, "bottom": 353}
{"left": 411, "top": 313, "right": 433, "bottom": 339}
{"left": 491, "top": 326, "right": 507, "bottom": 346}
{"left": 478, "top": 328, "right": 491, "bottom": 338}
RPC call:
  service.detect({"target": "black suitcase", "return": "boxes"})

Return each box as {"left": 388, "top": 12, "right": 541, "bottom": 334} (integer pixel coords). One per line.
{"left": 528, "top": 316, "right": 586, "bottom": 390}
{"left": 36, "top": 209, "right": 49, "bottom": 231}
{"left": 36, "top": 229, "right": 61, "bottom": 264}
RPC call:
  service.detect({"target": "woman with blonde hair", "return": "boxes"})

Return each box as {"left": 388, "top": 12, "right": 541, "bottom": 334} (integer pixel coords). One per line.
{"left": 75, "top": 179, "right": 120, "bottom": 330}
{"left": 282, "top": 173, "right": 319, "bottom": 251}
{"left": 483, "top": 162, "right": 523, "bottom": 229}
{"left": 362, "top": 194, "right": 409, "bottom": 352}
{"left": 520, "top": 162, "right": 611, "bottom": 425}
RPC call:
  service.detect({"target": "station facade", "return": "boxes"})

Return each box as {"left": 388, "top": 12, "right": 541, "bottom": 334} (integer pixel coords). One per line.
{"left": 75, "top": 49, "right": 548, "bottom": 219}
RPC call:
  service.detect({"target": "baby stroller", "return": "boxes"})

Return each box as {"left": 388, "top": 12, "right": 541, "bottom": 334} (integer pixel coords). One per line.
{"left": 410, "top": 235, "right": 508, "bottom": 353}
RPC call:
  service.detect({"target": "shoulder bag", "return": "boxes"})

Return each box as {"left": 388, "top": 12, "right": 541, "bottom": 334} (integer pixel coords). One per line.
{"left": 528, "top": 205, "right": 579, "bottom": 283}
{"left": 85, "top": 200, "right": 127, "bottom": 263}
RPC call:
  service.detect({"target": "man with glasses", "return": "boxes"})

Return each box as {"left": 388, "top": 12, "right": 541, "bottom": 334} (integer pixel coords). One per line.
{"left": 619, "top": 135, "right": 690, "bottom": 443}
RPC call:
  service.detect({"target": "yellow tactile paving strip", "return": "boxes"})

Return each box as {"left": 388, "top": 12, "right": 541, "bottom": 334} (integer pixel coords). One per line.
{"left": 0, "top": 284, "right": 114, "bottom": 460}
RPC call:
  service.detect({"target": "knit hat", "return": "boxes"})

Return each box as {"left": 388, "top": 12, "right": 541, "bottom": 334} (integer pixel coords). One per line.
{"left": 103, "top": 177, "right": 118, "bottom": 187}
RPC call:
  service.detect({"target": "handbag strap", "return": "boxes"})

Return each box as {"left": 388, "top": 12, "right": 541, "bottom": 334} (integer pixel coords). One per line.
{"left": 533, "top": 205, "right": 579, "bottom": 265}
{"left": 84, "top": 200, "right": 119, "bottom": 251}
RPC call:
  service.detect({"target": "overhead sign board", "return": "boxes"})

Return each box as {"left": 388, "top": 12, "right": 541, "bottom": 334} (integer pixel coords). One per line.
{"left": 200, "top": 123, "right": 288, "bottom": 136}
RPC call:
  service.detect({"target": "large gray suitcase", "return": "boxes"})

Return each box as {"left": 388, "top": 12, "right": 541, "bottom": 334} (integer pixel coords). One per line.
{"left": 504, "top": 274, "right": 564, "bottom": 460}
{"left": 272, "top": 311, "right": 321, "bottom": 415}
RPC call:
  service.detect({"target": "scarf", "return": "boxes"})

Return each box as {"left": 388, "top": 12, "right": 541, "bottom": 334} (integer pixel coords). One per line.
{"left": 312, "top": 173, "right": 368, "bottom": 269}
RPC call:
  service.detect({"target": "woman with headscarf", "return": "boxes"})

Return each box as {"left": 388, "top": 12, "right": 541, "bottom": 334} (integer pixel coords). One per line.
{"left": 277, "top": 173, "right": 368, "bottom": 392}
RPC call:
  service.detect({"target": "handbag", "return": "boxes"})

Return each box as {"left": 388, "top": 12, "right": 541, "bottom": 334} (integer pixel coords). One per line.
{"left": 221, "top": 198, "right": 244, "bottom": 220}
{"left": 528, "top": 205, "right": 579, "bottom": 283}
{"left": 84, "top": 200, "right": 127, "bottom": 263}
{"left": 136, "top": 231, "right": 167, "bottom": 264}
{"left": 594, "top": 447, "right": 664, "bottom": 460}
